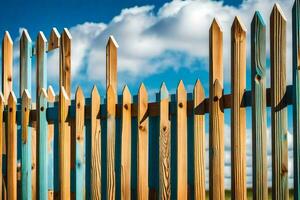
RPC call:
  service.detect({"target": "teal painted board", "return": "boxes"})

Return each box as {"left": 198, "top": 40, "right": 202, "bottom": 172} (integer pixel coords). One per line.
{"left": 251, "top": 12, "right": 268, "bottom": 200}
{"left": 293, "top": 0, "right": 300, "bottom": 199}
{"left": 75, "top": 87, "right": 86, "bottom": 199}
{"left": 38, "top": 89, "right": 48, "bottom": 199}
{"left": 21, "top": 90, "right": 32, "bottom": 200}
{"left": 20, "top": 29, "right": 32, "bottom": 94}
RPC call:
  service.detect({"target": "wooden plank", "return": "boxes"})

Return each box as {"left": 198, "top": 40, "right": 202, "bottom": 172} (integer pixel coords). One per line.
{"left": 270, "top": 4, "right": 288, "bottom": 200}
{"left": 231, "top": 16, "right": 247, "bottom": 200}
{"left": 59, "top": 28, "right": 72, "bottom": 97}
{"left": 59, "top": 86, "right": 71, "bottom": 199}
{"left": 38, "top": 89, "right": 48, "bottom": 199}
{"left": 293, "top": 0, "right": 300, "bottom": 198}
{"left": 75, "top": 87, "right": 85, "bottom": 199}
{"left": 137, "top": 83, "right": 149, "bottom": 200}
{"left": 209, "top": 18, "right": 225, "bottom": 200}
{"left": 106, "top": 36, "right": 119, "bottom": 92}
{"left": 159, "top": 83, "right": 170, "bottom": 200}
{"left": 251, "top": 12, "right": 268, "bottom": 200}
{"left": 176, "top": 80, "right": 187, "bottom": 199}
{"left": 90, "top": 86, "right": 101, "bottom": 199}
{"left": 21, "top": 90, "right": 32, "bottom": 199}
{"left": 193, "top": 80, "right": 205, "bottom": 200}
{"left": 107, "top": 85, "right": 116, "bottom": 199}
{"left": 48, "top": 28, "right": 60, "bottom": 51}
{"left": 0, "top": 93, "right": 3, "bottom": 200}
{"left": 20, "top": 29, "right": 32, "bottom": 95}
{"left": 2, "top": 31, "right": 13, "bottom": 102}
{"left": 7, "top": 91, "right": 17, "bottom": 200}
{"left": 47, "top": 86, "right": 55, "bottom": 199}
{"left": 121, "top": 85, "right": 131, "bottom": 200}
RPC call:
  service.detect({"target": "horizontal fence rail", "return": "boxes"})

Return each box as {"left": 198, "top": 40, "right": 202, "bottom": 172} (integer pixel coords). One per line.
{"left": 0, "top": 1, "right": 299, "bottom": 200}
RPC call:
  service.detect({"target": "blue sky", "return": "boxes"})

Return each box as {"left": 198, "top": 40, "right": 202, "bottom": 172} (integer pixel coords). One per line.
{"left": 0, "top": 0, "right": 297, "bottom": 189}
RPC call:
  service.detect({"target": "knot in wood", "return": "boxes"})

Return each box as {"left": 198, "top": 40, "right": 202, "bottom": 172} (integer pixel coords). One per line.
{"left": 77, "top": 103, "right": 81, "bottom": 109}
{"left": 32, "top": 163, "right": 35, "bottom": 170}
{"left": 213, "top": 96, "right": 219, "bottom": 102}
{"left": 139, "top": 125, "right": 145, "bottom": 131}
{"left": 24, "top": 107, "right": 27, "bottom": 112}
{"left": 163, "top": 126, "right": 167, "bottom": 132}
{"left": 124, "top": 104, "right": 128, "bottom": 110}
{"left": 255, "top": 74, "right": 262, "bottom": 81}
{"left": 179, "top": 102, "right": 183, "bottom": 108}
{"left": 40, "top": 106, "right": 45, "bottom": 112}
{"left": 282, "top": 164, "right": 288, "bottom": 175}
{"left": 7, "top": 76, "right": 12, "bottom": 82}
{"left": 9, "top": 107, "right": 12, "bottom": 112}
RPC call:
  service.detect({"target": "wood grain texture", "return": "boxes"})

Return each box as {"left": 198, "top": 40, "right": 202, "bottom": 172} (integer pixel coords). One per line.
{"left": 36, "top": 32, "right": 47, "bottom": 99}
{"left": 159, "top": 83, "right": 170, "bottom": 200}
{"left": 90, "top": 86, "right": 101, "bottom": 199}
{"left": 21, "top": 90, "right": 32, "bottom": 200}
{"left": 251, "top": 12, "right": 268, "bottom": 200}
{"left": 193, "top": 80, "right": 205, "bottom": 200}
{"left": 231, "top": 16, "right": 247, "bottom": 200}
{"left": 20, "top": 29, "right": 32, "bottom": 95}
{"left": 48, "top": 28, "right": 60, "bottom": 51}
{"left": 106, "top": 36, "right": 119, "bottom": 92}
{"left": 47, "top": 86, "right": 55, "bottom": 199}
{"left": 59, "top": 86, "right": 71, "bottom": 199}
{"left": 7, "top": 91, "right": 17, "bottom": 200}
{"left": 293, "top": 0, "right": 300, "bottom": 199}
{"left": 38, "top": 89, "right": 48, "bottom": 199}
{"left": 209, "top": 18, "right": 225, "bottom": 200}
{"left": 75, "top": 87, "right": 85, "bottom": 199}
{"left": 59, "top": 29, "right": 72, "bottom": 97}
{"left": 107, "top": 85, "right": 116, "bottom": 200}
{"left": 2, "top": 31, "right": 13, "bottom": 102}
{"left": 0, "top": 93, "right": 3, "bottom": 200}
{"left": 176, "top": 80, "right": 187, "bottom": 200}
{"left": 137, "top": 83, "right": 149, "bottom": 200}
{"left": 270, "top": 4, "right": 289, "bottom": 200}
{"left": 121, "top": 85, "right": 132, "bottom": 200}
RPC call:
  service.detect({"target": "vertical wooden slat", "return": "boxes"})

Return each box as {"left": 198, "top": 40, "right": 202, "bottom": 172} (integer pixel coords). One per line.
{"left": 121, "top": 85, "right": 131, "bottom": 200}
{"left": 251, "top": 12, "right": 268, "bottom": 200}
{"left": 159, "top": 83, "right": 170, "bottom": 200}
{"left": 106, "top": 36, "right": 119, "bottom": 92}
{"left": 36, "top": 32, "right": 48, "bottom": 98}
{"left": 7, "top": 91, "right": 17, "bottom": 200}
{"left": 47, "top": 86, "right": 55, "bottom": 199}
{"left": 59, "top": 28, "right": 72, "bottom": 97}
{"left": 0, "top": 93, "right": 4, "bottom": 199}
{"left": 231, "top": 16, "right": 247, "bottom": 200}
{"left": 20, "top": 29, "right": 32, "bottom": 95}
{"left": 2, "top": 31, "right": 13, "bottom": 102}
{"left": 107, "top": 85, "right": 116, "bottom": 199}
{"left": 270, "top": 4, "right": 288, "bottom": 199}
{"left": 38, "top": 89, "right": 48, "bottom": 199}
{"left": 75, "top": 87, "right": 85, "bottom": 199}
{"left": 176, "top": 80, "right": 187, "bottom": 200}
{"left": 21, "top": 90, "right": 32, "bottom": 199}
{"left": 193, "top": 80, "right": 205, "bottom": 200}
{"left": 137, "top": 83, "right": 149, "bottom": 200}
{"left": 48, "top": 28, "right": 60, "bottom": 51}
{"left": 59, "top": 86, "right": 71, "bottom": 199}
{"left": 90, "top": 86, "right": 101, "bottom": 199}
{"left": 209, "top": 18, "right": 225, "bottom": 200}
{"left": 293, "top": 0, "right": 300, "bottom": 198}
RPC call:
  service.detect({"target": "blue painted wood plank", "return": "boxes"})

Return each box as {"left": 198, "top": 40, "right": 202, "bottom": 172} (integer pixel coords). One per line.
{"left": 293, "top": 0, "right": 300, "bottom": 199}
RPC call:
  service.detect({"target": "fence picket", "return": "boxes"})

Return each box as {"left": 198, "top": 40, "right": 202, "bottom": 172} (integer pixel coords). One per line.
{"left": 59, "top": 87, "right": 71, "bottom": 199}
{"left": 293, "top": 0, "right": 300, "bottom": 198}
{"left": 7, "top": 91, "right": 17, "bottom": 200}
{"left": 251, "top": 12, "right": 268, "bottom": 200}
{"left": 231, "top": 16, "right": 247, "bottom": 200}
{"left": 75, "top": 87, "right": 85, "bottom": 199}
{"left": 209, "top": 18, "right": 225, "bottom": 200}
{"left": 270, "top": 4, "right": 288, "bottom": 199}
{"left": 106, "top": 36, "right": 118, "bottom": 92}
{"left": 193, "top": 80, "right": 205, "bottom": 200}
{"left": 137, "top": 83, "right": 149, "bottom": 200}
{"left": 0, "top": 93, "right": 3, "bottom": 199}
{"left": 121, "top": 85, "right": 131, "bottom": 200}
{"left": 159, "top": 83, "right": 170, "bottom": 200}
{"left": 90, "top": 86, "right": 101, "bottom": 199}
{"left": 20, "top": 29, "right": 32, "bottom": 95}
{"left": 60, "top": 29, "right": 72, "bottom": 97}
{"left": 48, "top": 28, "right": 60, "bottom": 51}
{"left": 176, "top": 80, "right": 187, "bottom": 200}
{"left": 2, "top": 31, "right": 13, "bottom": 102}
{"left": 107, "top": 85, "right": 116, "bottom": 199}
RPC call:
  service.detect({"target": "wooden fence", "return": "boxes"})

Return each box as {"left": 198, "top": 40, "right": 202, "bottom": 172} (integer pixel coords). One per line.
{"left": 0, "top": 1, "right": 299, "bottom": 200}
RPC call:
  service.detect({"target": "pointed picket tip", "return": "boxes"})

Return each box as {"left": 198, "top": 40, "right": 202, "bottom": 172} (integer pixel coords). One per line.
{"left": 75, "top": 86, "right": 85, "bottom": 99}
{"left": 48, "top": 28, "right": 60, "bottom": 50}
{"left": 177, "top": 80, "right": 186, "bottom": 92}
{"left": 194, "top": 79, "right": 205, "bottom": 96}
{"left": 138, "top": 83, "right": 147, "bottom": 94}
{"left": 107, "top": 84, "right": 116, "bottom": 96}
{"left": 22, "top": 89, "right": 32, "bottom": 100}
{"left": 107, "top": 35, "right": 119, "bottom": 48}
{"left": 160, "top": 82, "right": 169, "bottom": 100}
{"left": 59, "top": 86, "right": 69, "bottom": 101}
{"left": 213, "top": 79, "right": 223, "bottom": 98}
{"left": 271, "top": 3, "right": 287, "bottom": 21}
{"left": 62, "top": 28, "right": 72, "bottom": 40}
{"left": 21, "top": 29, "right": 32, "bottom": 43}
{"left": 39, "top": 88, "right": 48, "bottom": 99}
{"left": 3, "top": 31, "right": 13, "bottom": 44}
{"left": 252, "top": 11, "right": 266, "bottom": 27}
{"left": 122, "top": 85, "right": 131, "bottom": 96}
{"left": 210, "top": 18, "right": 223, "bottom": 32}
{"left": 8, "top": 91, "right": 17, "bottom": 104}
{"left": 232, "top": 16, "right": 247, "bottom": 32}
{"left": 0, "top": 92, "right": 4, "bottom": 104}
{"left": 37, "top": 31, "right": 47, "bottom": 43}
{"left": 91, "top": 85, "right": 100, "bottom": 97}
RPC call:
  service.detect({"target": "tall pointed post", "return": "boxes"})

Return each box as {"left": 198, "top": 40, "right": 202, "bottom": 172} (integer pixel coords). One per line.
{"left": 48, "top": 28, "right": 60, "bottom": 51}
{"left": 2, "top": 31, "right": 13, "bottom": 102}
{"left": 270, "top": 4, "right": 288, "bottom": 199}
{"left": 209, "top": 18, "right": 225, "bottom": 200}
{"left": 20, "top": 29, "right": 32, "bottom": 95}
{"left": 106, "top": 35, "right": 119, "bottom": 92}
{"left": 60, "top": 28, "right": 72, "bottom": 97}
